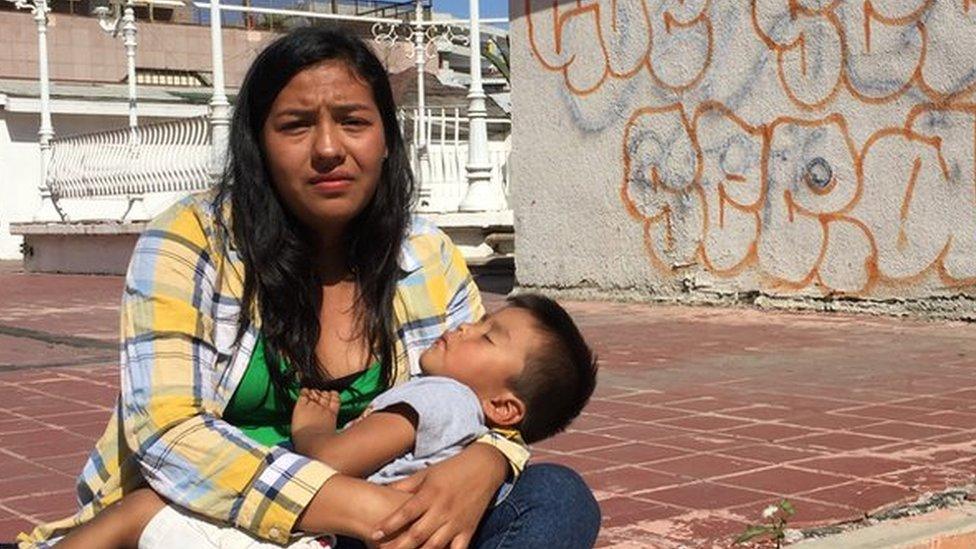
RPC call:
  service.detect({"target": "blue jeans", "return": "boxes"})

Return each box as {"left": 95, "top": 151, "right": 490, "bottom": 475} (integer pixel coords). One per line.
{"left": 472, "top": 463, "right": 600, "bottom": 549}
{"left": 337, "top": 464, "right": 600, "bottom": 549}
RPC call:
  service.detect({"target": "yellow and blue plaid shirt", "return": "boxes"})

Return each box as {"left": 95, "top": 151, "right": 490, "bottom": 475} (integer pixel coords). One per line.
{"left": 19, "top": 192, "right": 528, "bottom": 547}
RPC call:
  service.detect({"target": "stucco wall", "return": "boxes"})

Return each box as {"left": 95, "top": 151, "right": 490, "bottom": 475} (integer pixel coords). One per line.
{"left": 510, "top": 0, "right": 976, "bottom": 317}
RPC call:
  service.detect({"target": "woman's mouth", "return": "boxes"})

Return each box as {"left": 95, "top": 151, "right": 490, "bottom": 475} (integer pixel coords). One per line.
{"left": 309, "top": 173, "right": 354, "bottom": 194}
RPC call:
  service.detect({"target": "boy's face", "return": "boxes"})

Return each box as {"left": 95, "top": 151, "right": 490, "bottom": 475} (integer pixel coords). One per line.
{"left": 419, "top": 306, "right": 543, "bottom": 419}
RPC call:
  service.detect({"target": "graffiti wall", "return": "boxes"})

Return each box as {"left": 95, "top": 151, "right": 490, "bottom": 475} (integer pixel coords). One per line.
{"left": 510, "top": 0, "right": 976, "bottom": 312}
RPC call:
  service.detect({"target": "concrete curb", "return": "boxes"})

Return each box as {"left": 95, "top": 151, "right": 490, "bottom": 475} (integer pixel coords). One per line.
{"left": 794, "top": 503, "right": 976, "bottom": 549}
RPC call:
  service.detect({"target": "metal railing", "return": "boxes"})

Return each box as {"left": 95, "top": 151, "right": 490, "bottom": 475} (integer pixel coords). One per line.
{"left": 401, "top": 106, "right": 511, "bottom": 213}
{"left": 47, "top": 116, "right": 212, "bottom": 207}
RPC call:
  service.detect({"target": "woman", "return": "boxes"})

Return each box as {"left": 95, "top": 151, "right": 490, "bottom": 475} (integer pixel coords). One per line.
{"left": 20, "top": 27, "right": 599, "bottom": 548}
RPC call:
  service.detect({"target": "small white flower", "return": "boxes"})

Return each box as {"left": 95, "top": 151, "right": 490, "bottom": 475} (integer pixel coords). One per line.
{"left": 762, "top": 505, "right": 778, "bottom": 519}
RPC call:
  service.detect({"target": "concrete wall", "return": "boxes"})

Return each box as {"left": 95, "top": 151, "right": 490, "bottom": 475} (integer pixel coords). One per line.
{"left": 510, "top": 0, "right": 976, "bottom": 317}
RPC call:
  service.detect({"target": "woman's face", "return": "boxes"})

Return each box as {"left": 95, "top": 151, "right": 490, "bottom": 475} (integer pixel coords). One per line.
{"left": 262, "top": 60, "right": 387, "bottom": 236}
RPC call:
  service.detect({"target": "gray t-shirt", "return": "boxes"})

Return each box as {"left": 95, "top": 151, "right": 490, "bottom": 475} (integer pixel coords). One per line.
{"left": 366, "top": 376, "right": 488, "bottom": 484}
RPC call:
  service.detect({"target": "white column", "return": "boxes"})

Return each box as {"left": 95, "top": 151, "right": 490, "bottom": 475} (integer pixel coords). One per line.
{"left": 27, "top": 0, "right": 65, "bottom": 220}
{"left": 209, "top": 0, "right": 231, "bottom": 180}
{"left": 413, "top": 0, "right": 426, "bottom": 153}
{"left": 122, "top": 0, "right": 138, "bottom": 141}
{"left": 459, "top": 0, "right": 505, "bottom": 211}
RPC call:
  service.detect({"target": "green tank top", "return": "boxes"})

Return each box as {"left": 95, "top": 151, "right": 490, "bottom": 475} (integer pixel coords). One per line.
{"left": 223, "top": 336, "right": 385, "bottom": 447}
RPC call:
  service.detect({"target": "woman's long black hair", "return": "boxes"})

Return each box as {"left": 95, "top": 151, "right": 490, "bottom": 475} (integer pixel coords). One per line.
{"left": 214, "top": 26, "right": 415, "bottom": 393}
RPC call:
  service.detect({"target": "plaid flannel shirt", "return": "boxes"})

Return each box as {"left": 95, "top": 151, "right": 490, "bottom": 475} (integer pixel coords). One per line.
{"left": 19, "top": 191, "right": 529, "bottom": 547}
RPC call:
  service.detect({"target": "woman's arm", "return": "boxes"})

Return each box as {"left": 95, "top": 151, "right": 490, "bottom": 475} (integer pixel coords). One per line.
{"left": 297, "top": 474, "right": 412, "bottom": 541}
{"left": 374, "top": 443, "right": 508, "bottom": 549}
{"left": 118, "top": 200, "right": 335, "bottom": 545}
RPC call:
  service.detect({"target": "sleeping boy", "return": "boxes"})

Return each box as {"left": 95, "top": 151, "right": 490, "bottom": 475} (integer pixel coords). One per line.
{"left": 56, "top": 294, "right": 598, "bottom": 548}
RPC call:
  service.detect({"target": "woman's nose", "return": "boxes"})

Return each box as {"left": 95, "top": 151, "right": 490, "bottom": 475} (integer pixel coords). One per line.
{"left": 311, "top": 122, "right": 346, "bottom": 170}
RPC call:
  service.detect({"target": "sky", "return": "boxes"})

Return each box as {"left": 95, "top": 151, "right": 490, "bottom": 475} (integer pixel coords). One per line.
{"left": 433, "top": 0, "right": 509, "bottom": 20}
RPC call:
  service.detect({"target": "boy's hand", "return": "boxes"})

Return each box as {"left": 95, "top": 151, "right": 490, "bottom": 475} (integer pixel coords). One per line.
{"left": 292, "top": 389, "right": 340, "bottom": 452}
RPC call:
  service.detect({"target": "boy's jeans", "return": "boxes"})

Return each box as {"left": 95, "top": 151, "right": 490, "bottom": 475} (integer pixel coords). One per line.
{"left": 338, "top": 463, "right": 601, "bottom": 549}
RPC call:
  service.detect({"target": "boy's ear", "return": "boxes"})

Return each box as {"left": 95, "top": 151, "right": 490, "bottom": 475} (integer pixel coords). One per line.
{"left": 483, "top": 391, "right": 526, "bottom": 428}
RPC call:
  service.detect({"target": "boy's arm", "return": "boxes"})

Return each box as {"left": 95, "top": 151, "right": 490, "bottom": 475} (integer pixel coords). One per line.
{"left": 296, "top": 404, "right": 418, "bottom": 478}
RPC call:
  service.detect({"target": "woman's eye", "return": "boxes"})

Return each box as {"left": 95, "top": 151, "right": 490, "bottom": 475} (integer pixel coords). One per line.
{"left": 280, "top": 121, "right": 309, "bottom": 132}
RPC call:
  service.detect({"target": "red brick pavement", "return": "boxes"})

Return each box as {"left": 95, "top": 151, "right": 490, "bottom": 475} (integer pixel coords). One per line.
{"left": 1, "top": 264, "right": 975, "bottom": 547}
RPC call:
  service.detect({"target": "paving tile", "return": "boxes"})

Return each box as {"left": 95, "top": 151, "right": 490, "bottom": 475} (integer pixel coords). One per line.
{"left": 715, "top": 444, "right": 827, "bottom": 465}
{"left": 585, "top": 400, "right": 691, "bottom": 422}
{"left": 927, "top": 431, "right": 976, "bottom": 444}
{"left": 598, "top": 496, "right": 682, "bottom": 527}
{"left": 882, "top": 443, "right": 976, "bottom": 466}
{"left": 655, "top": 433, "right": 748, "bottom": 453}
{"left": 530, "top": 452, "right": 615, "bottom": 474}
{"left": 592, "top": 423, "right": 691, "bottom": 442}
{"left": 730, "top": 498, "right": 862, "bottom": 528}
{"left": 841, "top": 405, "right": 941, "bottom": 422}
{"left": 667, "top": 397, "right": 747, "bottom": 413}
{"left": 617, "top": 390, "right": 689, "bottom": 405}
{"left": 0, "top": 457, "right": 54, "bottom": 481}
{"left": 581, "top": 442, "right": 692, "bottom": 465}
{"left": 34, "top": 452, "right": 95, "bottom": 477}
{"left": 801, "top": 481, "right": 915, "bottom": 514}
{"left": 599, "top": 509, "right": 747, "bottom": 548}
{"left": 26, "top": 382, "right": 118, "bottom": 406}
{"left": 658, "top": 414, "right": 756, "bottom": 432}
{"left": 791, "top": 456, "right": 915, "bottom": 479}
{"left": 717, "top": 466, "right": 852, "bottom": 495}
{"left": 1, "top": 399, "right": 102, "bottom": 418}
{"left": 5, "top": 435, "right": 94, "bottom": 460}
{"left": 0, "top": 475, "right": 63, "bottom": 501}
{"left": 940, "top": 388, "right": 976, "bottom": 401}
{"left": 783, "top": 413, "right": 887, "bottom": 430}
{"left": 913, "top": 411, "right": 976, "bottom": 429}
{"left": 564, "top": 413, "right": 616, "bottom": 432}
{"left": 878, "top": 466, "right": 974, "bottom": 493}
{"left": 742, "top": 393, "right": 855, "bottom": 413}
{"left": 0, "top": 419, "right": 50, "bottom": 436}
{"left": 0, "top": 517, "right": 36, "bottom": 543}
{"left": 892, "top": 397, "right": 975, "bottom": 412}
{"left": 644, "top": 454, "right": 767, "bottom": 481}
{"left": 535, "top": 432, "right": 624, "bottom": 453}
{"left": 585, "top": 466, "right": 686, "bottom": 495}
{"left": 719, "top": 423, "right": 821, "bottom": 443}
{"left": 639, "top": 482, "right": 774, "bottom": 509}
{"left": 853, "top": 421, "right": 959, "bottom": 441}
{"left": 33, "top": 410, "right": 114, "bottom": 429}
{"left": 785, "top": 432, "right": 899, "bottom": 451}
{"left": 2, "top": 489, "right": 78, "bottom": 517}
{"left": 721, "top": 404, "right": 799, "bottom": 421}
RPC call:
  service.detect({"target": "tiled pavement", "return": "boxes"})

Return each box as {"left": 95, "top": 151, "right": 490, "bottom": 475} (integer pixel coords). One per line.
{"left": 1, "top": 263, "right": 975, "bottom": 547}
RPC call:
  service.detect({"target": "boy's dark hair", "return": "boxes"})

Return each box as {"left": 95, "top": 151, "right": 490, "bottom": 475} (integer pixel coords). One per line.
{"left": 505, "top": 294, "right": 598, "bottom": 444}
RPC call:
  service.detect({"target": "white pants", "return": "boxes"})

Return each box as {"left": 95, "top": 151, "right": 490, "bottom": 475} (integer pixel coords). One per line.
{"left": 139, "top": 505, "right": 336, "bottom": 548}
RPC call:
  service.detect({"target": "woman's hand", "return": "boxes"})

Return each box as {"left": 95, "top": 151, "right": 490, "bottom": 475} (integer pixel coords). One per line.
{"left": 373, "top": 443, "right": 508, "bottom": 549}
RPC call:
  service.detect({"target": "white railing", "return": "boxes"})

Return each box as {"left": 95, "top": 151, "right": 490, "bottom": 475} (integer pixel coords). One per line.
{"left": 47, "top": 116, "right": 212, "bottom": 202}
{"left": 43, "top": 109, "right": 510, "bottom": 218}
{"left": 400, "top": 107, "right": 511, "bottom": 213}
